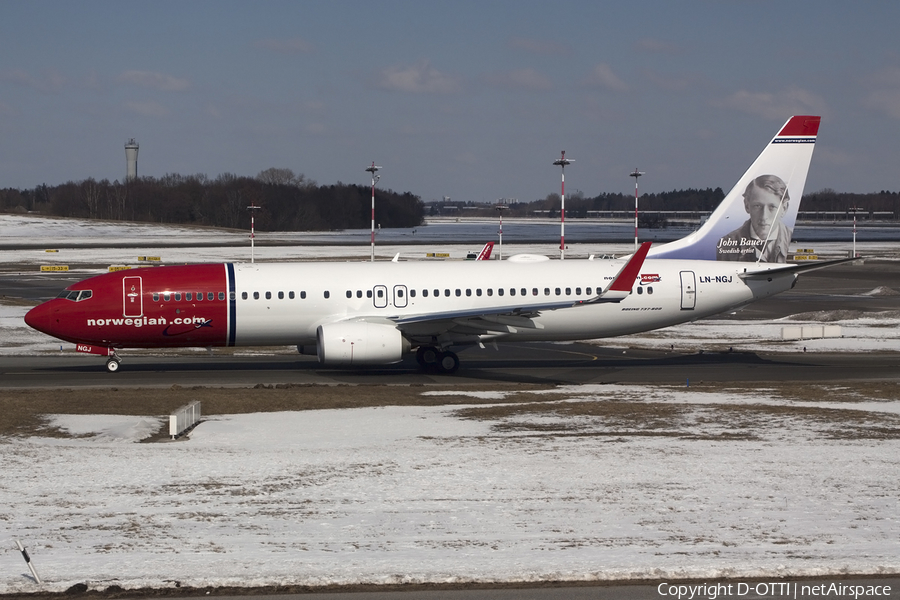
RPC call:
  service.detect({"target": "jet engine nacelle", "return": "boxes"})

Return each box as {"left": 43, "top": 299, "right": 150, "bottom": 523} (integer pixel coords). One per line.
{"left": 316, "top": 322, "right": 409, "bottom": 365}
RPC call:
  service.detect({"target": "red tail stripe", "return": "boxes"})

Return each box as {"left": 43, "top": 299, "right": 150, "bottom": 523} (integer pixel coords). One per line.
{"left": 777, "top": 115, "right": 820, "bottom": 137}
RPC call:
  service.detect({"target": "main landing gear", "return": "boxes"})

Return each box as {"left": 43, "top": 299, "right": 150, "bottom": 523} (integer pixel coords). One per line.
{"left": 415, "top": 346, "right": 459, "bottom": 374}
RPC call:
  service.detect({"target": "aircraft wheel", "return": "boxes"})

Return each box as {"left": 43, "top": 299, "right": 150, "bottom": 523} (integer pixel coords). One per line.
{"left": 105, "top": 358, "right": 121, "bottom": 373}
{"left": 437, "top": 351, "right": 459, "bottom": 374}
{"left": 416, "top": 346, "right": 439, "bottom": 368}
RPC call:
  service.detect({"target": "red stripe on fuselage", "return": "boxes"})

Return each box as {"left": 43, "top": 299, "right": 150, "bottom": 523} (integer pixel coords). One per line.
{"left": 38, "top": 264, "right": 229, "bottom": 349}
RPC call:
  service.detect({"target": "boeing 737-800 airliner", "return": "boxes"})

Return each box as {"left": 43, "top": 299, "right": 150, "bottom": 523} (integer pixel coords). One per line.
{"left": 26, "top": 116, "right": 847, "bottom": 373}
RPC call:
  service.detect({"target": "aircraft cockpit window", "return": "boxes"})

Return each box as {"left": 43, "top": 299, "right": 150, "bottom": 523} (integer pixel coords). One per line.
{"left": 59, "top": 290, "right": 93, "bottom": 302}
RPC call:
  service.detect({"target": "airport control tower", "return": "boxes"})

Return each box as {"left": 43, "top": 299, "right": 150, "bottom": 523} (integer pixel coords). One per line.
{"left": 125, "top": 138, "right": 139, "bottom": 181}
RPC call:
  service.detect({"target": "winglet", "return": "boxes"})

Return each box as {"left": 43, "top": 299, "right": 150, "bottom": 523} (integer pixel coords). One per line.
{"left": 608, "top": 241, "right": 651, "bottom": 292}
{"left": 582, "top": 242, "right": 651, "bottom": 304}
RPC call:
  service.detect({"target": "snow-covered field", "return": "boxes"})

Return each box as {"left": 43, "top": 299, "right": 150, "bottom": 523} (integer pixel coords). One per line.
{"left": 2, "top": 385, "right": 900, "bottom": 594}
{"left": 2, "top": 215, "right": 900, "bottom": 594}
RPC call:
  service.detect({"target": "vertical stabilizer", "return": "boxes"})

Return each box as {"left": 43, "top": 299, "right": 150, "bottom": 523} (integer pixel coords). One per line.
{"left": 648, "top": 116, "right": 820, "bottom": 262}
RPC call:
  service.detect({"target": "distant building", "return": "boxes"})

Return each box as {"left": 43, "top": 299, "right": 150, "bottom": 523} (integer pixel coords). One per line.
{"left": 125, "top": 138, "right": 139, "bottom": 181}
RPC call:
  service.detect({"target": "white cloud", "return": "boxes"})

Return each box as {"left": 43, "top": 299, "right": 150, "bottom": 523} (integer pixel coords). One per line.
{"left": 124, "top": 100, "right": 169, "bottom": 118}
{"left": 4, "top": 68, "right": 66, "bottom": 93}
{"left": 118, "top": 70, "right": 190, "bottom": 92}
{"left": 582, "top": 63, "right": 629, "bottom": 92}
{"left": 864, "top": 89, "right": 900, "bottom": 120}
{"left": 484, "top": 68, "right": 552, "bottom": 91}
{"left": 715, "top": 86, "right": 828, "bottom": 120}
{"left": 376, "top": 60, "right": 460, "bottom": 94}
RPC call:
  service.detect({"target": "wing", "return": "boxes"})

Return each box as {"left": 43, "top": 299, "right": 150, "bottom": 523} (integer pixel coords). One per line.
{"left": 384, "top": 242, "right": 651, "bottom": 341}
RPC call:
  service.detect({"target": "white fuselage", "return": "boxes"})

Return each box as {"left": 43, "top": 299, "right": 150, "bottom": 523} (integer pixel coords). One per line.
{"left": 229, "top": 257, "right": 796, "bottom": 348}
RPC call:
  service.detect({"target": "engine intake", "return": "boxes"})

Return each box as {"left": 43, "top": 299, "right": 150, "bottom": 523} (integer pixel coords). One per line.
{"left": 316, "top": 322, "right": 409, "bottom": 365}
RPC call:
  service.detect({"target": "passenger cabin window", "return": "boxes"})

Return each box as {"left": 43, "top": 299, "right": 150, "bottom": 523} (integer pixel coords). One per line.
{"left": 324, "top": 291, "right": 330, "bottom": 299}
{"left": 242, "top": 292, "right": 248, "bottom": 300}
{"left": 289, "top": 291, "right": 295, "bottom": 299}
{"left": 265, "top": 291, "right": 272, "bottom": 300}
{"left": 164, "top": 293, "right": 171, "bottom": 302}
{"left": 300, "top": 291, "right": 307, "bottom": 299}
{"left": 278, "top": 291, "right": 284, "bottom": 299}
{"left": 207, "top": 292, "right": 214, "bottom": 301}
{"left": 346, "top": 291, "right": 352, "bottom": 299}
{"left": 253, "top": 292, "right": 259, "bottom": 300}
{"left": 175, "top": 292, "right": 182, "bottom": 301}
{"left": 219, "top": 292, "right": 225, "bottom": 301}
{"left": 423, "top": 289, "right": 429, "bottom": 297}
{"left": 185, "top": 292, "right": 192, "bottom": 301}
{"left": 153, "top": 292, "right": 159, "bottom": 302}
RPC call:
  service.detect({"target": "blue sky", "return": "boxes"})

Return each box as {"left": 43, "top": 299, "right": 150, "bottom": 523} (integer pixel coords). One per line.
{"left": 1, "top": 1, "right": 898, "bottom": 204}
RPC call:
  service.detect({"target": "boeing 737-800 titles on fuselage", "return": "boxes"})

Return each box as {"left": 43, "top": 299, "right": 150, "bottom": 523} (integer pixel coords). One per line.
{"left": 26, "top": 116, "right": 850, "bottom": 373}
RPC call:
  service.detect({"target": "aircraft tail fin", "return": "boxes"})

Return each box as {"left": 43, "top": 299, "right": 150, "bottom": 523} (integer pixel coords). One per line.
{"left": 647, "top": 116, "right": 820, "bottom": 263}
{"left": 475, "top": 242, "right": 494, "bottom": 261}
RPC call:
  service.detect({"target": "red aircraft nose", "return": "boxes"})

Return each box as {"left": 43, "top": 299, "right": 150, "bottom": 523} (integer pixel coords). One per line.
{"left": 24, "top": 301, "right": 55, "bottom": 336}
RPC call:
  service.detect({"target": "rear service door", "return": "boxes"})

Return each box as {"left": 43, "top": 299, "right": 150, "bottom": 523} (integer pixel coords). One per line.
{"left": 679, "top": 271, "right": 696, "bottom": 310}
{"left": 123, "top": 276, "right": 143, "bottom": 317}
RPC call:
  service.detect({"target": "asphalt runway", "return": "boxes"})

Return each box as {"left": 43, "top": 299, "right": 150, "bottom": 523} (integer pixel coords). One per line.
{"left": 3, "top": 257, "right": 900, "bottom": 599}
{"left": 3, "top": 258, "right": 899, "bottom": 388}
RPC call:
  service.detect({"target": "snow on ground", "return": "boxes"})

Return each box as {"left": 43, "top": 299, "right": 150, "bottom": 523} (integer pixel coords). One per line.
{"left": 1, "top": 385, "right": 899, "bottom": 594}
{"left": 2, "top": 215, "right": 900, "bottom": 593}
